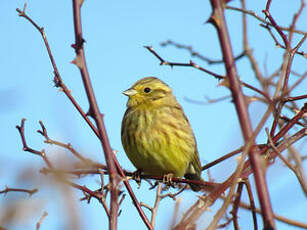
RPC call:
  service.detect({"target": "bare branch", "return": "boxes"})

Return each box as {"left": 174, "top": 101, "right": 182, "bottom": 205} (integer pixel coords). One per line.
{"left": 36, "top": 211, "right": 48, "bottom": 230}
{"left": 0, "top": 186, "right": 38, "bottom": 196}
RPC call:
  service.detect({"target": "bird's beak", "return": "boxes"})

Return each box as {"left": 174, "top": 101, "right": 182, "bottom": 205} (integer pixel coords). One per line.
{"left": 122, "top": 88, "right": 137, "bottom": 96}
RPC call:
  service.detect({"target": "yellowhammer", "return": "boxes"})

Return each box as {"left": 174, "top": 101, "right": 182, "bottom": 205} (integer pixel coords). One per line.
{"left": 121, "top": 77, "right": 202, "bottom": 191}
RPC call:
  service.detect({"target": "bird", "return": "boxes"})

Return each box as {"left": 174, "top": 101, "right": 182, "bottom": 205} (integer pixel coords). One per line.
{"left": 121, "top": 77, "right": 202, "bottom": 191}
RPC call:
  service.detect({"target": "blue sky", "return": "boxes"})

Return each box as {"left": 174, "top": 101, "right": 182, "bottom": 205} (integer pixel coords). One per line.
{"left": 1, "top": 1, "right": 306, "bottom": 229}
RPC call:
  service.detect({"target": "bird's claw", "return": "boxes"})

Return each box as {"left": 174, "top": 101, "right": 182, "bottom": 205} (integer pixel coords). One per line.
{"left": 163, "top": 173, "right": 175, "bottom": 187}
{"left": 132, "top": 169, "right": 142, "bottom": 188}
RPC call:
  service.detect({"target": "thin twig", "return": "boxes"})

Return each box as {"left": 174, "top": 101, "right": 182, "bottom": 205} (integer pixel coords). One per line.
{"left": 226, "top": 5, "right": 307, "bottom": 36}
{"left": 16, "top": 119, "right": 53, "bottom": 168}
{"left": 160, "top": 40, "right": 246, "bottom": 64}
{"left": 239, "top": 201, "right": 307, "bottom": 228}
{"left": 36, "top": 211, "right": 48, "bottom": 230}
{"left": 71, "top": 2, "right": 119, "bottom": 228}
{"left": 146, "top": 46, "right": 272, "bottom": 102}
{"left": 244, "top": 180, "right": 258, "bottom": 230}
{"left": 0, "top": 186, "right": 38, "bottom": 196}
{"left": 231, "top": 182, "right": 244, "bottom": 230}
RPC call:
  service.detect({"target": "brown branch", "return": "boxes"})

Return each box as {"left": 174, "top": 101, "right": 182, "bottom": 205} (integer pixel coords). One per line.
{"left": 260, "top": 24, "right": 305, "bottom": 56}
{"left": 239, "top": 201, "right": 307, "bottom": 229}
{"left": 271, "top": 103, "right": 307, "bottom": 145}
{"left": 284, "top": 94, "right": 307, "bottom": 102}
{"left": 140, "top": 184, "right": 186, "bottom": 228}
{"left": 68, "top": 180, "right": 110, "bottom": 217}
{"left": 287, "top": 71, "right": 307, "bottom": 93}
{"left": 231, "top": 182, "right": 244, "bottom": 230}
{"left": 184, "top": 95, "right": 231, "bottom": 105}
{"left": 281, "top": 35, "right": 307, "bottom": 100}
{"left": 70, "top": 2, "right": 119, "bottom": 228}
{"left": 209, "top": 1, "right": 275, "bottom": 229}
{"left": 244, "top": 180, "right": 258, "bottom": 230}
{"left": 288, "top": 0, "right": 306, "bottom": 48}
{"left": 16, "top": 119, "right": 53, "bottom": 168}
{"left": 202, "top": 147, "right": 243, "bottom": 171}
{"left": 160, "top": 40, "right": 246, "bottom": 64}
{"left": 266, "top": 129, "right": 307, "bottom": 195}
{"left": 217, "top": 216, "right": 233, "bottom": 229}
{"left": 42, "top": 167, "right": 220, "bottom": 192}
{"left": 211, "top": 126, "right": 306, "bottom": 230}
{"left": 219, "top": 194, "right": 307, "bottom": 228}
{"left": 145, "top": 46, "right": 224, "bottom": 80}
{"left": 0, "top": 186, "right": 38, "bottom": 196}
{"left": 240, "top": 0, "right": 267, "bottom": 92}
{"left": 37, "top": 120, "right": 107, "bottom": 169}
{"left": 146, "top": 46, "right": 272, "bottom": 102}
{"left": 174, "top": 101, "right": 273, "bottom": 229}
{"left": 226, "top": 5, "right": 307, "bottom": 36}
{"left": 263, "top": 2, "right": 288, "bottom": 47}
{"left": 36, "top": 211, "right": 48, "bottom": 230}
{"left": 268, "top": 33, "right": 306, "bottom": 137}
{"left": 289, "top": 145, "right": 307, "bottom": 194}
{"left": 150, "top": 184, "right": 162, "bottom": 228}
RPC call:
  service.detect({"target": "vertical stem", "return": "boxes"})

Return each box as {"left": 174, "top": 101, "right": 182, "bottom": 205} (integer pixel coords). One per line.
{"left": 71, "top": 1, "right": 119, "bottom": 229}
{"left": 209, "top": 1, "right": 275, "bottom": 229}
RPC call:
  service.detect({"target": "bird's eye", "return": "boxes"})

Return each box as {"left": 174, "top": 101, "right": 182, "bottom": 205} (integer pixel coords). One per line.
{"left": 143, "top": 87, "right": 151, "bottom": 93}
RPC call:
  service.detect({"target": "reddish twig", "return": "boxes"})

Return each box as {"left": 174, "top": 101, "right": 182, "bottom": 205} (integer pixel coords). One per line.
{"left": 244, "top": 180, "right": 258, "bottom": 230}
{"left": 0, "top": 186, "right": 38, "bottom": 196}
{"left": 69, "top": 180, "right": 110, "bottom": 217}
{"left": 146, "top": 46, "right": 272, "bottom": 102}
{"left": 263, "top": 1, "right": 288, "bottom": 47}
{"left": 209, "top": 0, "right": 275, "bottom": 228}
{"left": 42, "top": 167, "right": 220, "bottom": 192}
{"left": 70, "top": 2, "right": 119, "bottom": 228}
{"left": 284, "top": 94, "right": 307, "bottom": 102}
{"left": 16, "top": 119, "right": 53, "bottom": 168}
{"left": 160, "top": 40, "right": 246, "bottom": 65}
{"left": 145, "top": 46, "right": 224, "bottom": 80}
{"left": 226, "top": 5, "right": 307, "bottom": 36}
{"left": 37, "top": 120, "right": 107, "bottom": 169}
{"left": 231, "top": 182, "right": 244, "bottom": 230}
{"left": 266, "top": 128, "right": 307, "bottom": 195}
{"left": 202, "top": 147, "right": 243, "bottom": 171}
{"left": 239, "top": 201, "right": 307, "bottom": 228}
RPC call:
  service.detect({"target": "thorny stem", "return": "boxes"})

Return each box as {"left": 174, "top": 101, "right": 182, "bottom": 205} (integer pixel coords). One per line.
{"left": 70, "top": 3, "right": 119, "bottom": 229}
{"left": 146, "top": 46, "right": 272, "bottom": 103}
{"left": 16, "top": 4, "right": 152, "bottom": 229}
{"left": 209, "top": 0, "right": 275, "bottom": 229}
{"left": 160, "top": 40, "right": 246, "bottom": 65}
{"left": 16, "top": 119, "right": 53, "bottom": 168}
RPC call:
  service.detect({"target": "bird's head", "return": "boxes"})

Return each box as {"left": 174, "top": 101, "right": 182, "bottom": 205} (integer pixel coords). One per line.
{"left": 123, "top": 77, "right": 175, "bottom": 108}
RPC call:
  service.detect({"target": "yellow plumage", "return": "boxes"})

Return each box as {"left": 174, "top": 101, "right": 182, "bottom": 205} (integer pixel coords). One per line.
{"left": 121, "top": 77, "right": 202, "bottom": 191}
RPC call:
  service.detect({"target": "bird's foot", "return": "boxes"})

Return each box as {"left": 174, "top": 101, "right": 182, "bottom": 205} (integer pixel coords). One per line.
{"left": 132, "top": 169, "right": 142, "bottom": 188}
{"left": 163, "top": 173, "right": 175, "bottom": 187}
